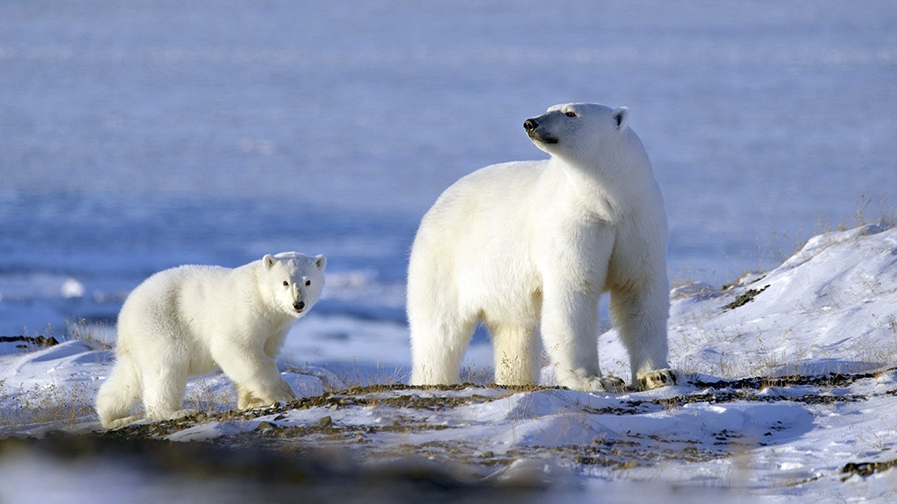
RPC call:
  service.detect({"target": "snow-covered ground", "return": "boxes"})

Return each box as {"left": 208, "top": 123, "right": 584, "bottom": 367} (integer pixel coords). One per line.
{"left": 2, "top": 222, "right": 897, "bottom": 503}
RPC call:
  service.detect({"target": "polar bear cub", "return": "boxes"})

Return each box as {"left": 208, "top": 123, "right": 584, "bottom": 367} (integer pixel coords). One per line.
{"left": 96, "top": 252, "right": 326, "bottom": 429}
{"left": 408, "top": 103, "right": 676, "bottom": 391}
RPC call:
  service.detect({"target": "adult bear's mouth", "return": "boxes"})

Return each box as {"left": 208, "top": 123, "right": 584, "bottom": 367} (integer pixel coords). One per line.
{"left": 526, "top": 130, "right": 559, "bottom": 144}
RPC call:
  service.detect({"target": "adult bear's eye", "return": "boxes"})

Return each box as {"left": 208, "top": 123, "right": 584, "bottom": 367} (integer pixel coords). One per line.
{"left": 305, "top": 280, "right": 311, "bottom": 286}
{"left": 565, "top": 111, "right": 577, "bottom": 117}
{"left": 283, "top": 281, "right": 289, "bottom": 286}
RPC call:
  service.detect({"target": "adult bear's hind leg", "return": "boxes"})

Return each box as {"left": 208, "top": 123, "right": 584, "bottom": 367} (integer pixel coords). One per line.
{"left": 409, "top": 313, "right": 477, "bottom": 386}
{"left": 491, "top": 323, "right": 540, "bottom": 386}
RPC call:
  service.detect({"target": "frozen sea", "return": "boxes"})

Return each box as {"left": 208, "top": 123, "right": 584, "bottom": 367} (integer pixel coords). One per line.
{"left": 1, "top": 0, "right": 896, "bottom": 363}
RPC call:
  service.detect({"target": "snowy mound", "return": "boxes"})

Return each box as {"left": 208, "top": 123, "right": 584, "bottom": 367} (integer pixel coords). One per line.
{"left": 671, "top": 223, "right": 897, "bottom": 378}
{"left": 2, "top": 223, "right": 897, "bottom": 503}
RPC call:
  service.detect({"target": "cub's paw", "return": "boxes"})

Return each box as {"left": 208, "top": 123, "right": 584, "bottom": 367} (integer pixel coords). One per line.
{"left": 636, "top": 369, "right": 679, "bottom": 391}
{"left": 269, "top": 379, "right": 297, "bottom": 403}
{"left": 238, "top": 379, "right": 297, "bottom": 409}
{"left": 167, "top": 408, "right": 198, "bottom": 420}
{"left": 253, "top": 380, "right": 297, "bottom": 408}
{"left": 238, "top": 392, "right": 267, "bottom": 410}
{"left": 146, "top": 407, "right": 198, "bottom": 422}
{"left": 104, "top": 415, "right": 140, "bottom": 430}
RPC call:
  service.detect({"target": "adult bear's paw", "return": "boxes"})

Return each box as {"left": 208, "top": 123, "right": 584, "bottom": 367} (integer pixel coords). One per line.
{"left": 636, "top": 369, "right": 679, "bottom": 391}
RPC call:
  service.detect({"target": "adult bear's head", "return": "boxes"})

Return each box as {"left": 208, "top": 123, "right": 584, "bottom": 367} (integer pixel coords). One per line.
{"left": 523, "top": 103, "right": 631, "bottom": 162}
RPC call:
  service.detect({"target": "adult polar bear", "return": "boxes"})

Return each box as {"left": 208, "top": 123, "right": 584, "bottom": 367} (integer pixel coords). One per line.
{"left": 408, "top": 103, "right": 676, "bottom": 391}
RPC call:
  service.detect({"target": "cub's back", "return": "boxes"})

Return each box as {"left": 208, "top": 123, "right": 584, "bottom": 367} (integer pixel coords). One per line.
{"left": 120, "top": 264, "right": 235, "bottom": 319}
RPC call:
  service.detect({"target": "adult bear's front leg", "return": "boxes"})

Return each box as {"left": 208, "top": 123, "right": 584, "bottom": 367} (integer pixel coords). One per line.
{"left": 540, "top": 288, "right": 624, "bottom": 392}
{"left": 609, "top": 282, "right": 675, "bottom": 390}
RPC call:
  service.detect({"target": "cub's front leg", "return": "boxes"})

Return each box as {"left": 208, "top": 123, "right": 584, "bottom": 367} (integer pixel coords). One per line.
{"left": 212, "top": 340, "right": 296, "bottom": 409}
{"left": 237, "top": 384, "right": 283, "bottom": 409}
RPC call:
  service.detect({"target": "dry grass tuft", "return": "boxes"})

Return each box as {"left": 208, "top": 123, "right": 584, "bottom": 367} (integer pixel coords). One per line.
{"left": 0, "top": 380, "right": 96, "bottom": 431}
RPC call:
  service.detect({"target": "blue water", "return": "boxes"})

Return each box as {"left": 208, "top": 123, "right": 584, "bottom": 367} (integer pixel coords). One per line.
{"left": 2, "top": 1, "right": 896, "bottom": 343}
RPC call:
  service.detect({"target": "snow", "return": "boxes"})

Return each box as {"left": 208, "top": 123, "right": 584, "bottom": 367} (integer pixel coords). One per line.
{"left": 3, "top": 223, "right": 897, "bottom": 502}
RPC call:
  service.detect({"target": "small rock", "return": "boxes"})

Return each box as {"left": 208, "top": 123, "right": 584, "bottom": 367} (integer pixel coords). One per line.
{"left": 256, "top": 421, "right": 277, "bottom": 431}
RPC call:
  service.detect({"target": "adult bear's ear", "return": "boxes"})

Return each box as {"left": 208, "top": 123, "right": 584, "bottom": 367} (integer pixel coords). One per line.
{"left": 613, "top": 107, "right": 629, "bottom": 130}
{"left": 263, "top": 254, "right": 276, "bottom": 270}
{"left": 314, "top": 254, "right": 327, "bottom": 270}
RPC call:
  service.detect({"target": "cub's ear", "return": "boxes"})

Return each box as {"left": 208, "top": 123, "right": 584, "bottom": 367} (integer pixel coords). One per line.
{"left": 263, "top": 254, "right": 276, "bottom": 270}
{"left": 613, "top": 107, "right": 630, "bottom": 131}
{"left": 314, "top": 254, "right": 327, "bottom": 270}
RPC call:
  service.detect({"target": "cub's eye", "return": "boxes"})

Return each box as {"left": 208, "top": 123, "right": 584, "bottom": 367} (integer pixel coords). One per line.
{"left": 282, "top": 281, "right": 289, "bottom": 286}
{"left": 305, "top": 280, "right": 311, "bottom": 286}
{"left": 565, "top": 111, "right": 577, "bottom": 117}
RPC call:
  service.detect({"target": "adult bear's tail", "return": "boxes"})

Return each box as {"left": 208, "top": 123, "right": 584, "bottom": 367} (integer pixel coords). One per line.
{"left": 95, "top": 350, "right": 142, "bottom": 429}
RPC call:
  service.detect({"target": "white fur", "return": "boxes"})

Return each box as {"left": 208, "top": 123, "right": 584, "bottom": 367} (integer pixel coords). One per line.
{"left": 408, "top": 103, "right": 674, "bottom": 391}
{"left": 96, "top": 252, "right": 326, "bottom": 429}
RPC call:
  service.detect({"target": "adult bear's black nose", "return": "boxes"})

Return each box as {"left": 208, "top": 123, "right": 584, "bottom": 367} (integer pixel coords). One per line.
{"left": 523, "top": 118, "right": 538, "bottom": 132}
{"left": 293, "top": 300, "right": 306, "bottom": 311}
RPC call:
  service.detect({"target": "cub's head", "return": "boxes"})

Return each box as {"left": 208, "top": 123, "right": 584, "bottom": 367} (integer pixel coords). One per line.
{"left": 260, "top": 252, "right": 326, "bottom": 318}
{"left": 523, "top": 102, "right": 631, "bottom": 160}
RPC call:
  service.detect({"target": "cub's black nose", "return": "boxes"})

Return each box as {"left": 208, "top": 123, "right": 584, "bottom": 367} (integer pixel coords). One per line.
{"left": 293, "top": 301, "right": 306, "bottom": 311}
{"left": 523, "top": 118, "right": 538, "bottom": 132}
